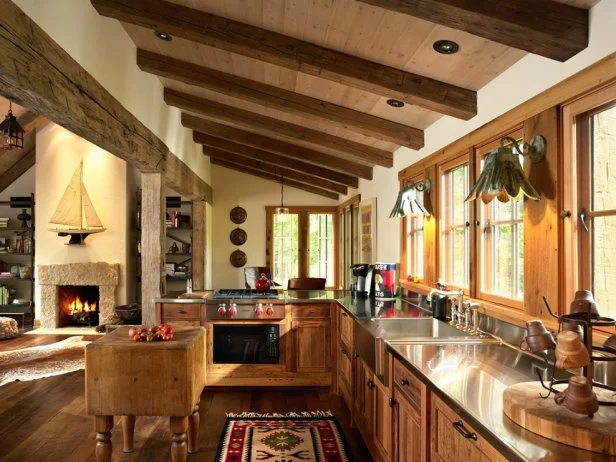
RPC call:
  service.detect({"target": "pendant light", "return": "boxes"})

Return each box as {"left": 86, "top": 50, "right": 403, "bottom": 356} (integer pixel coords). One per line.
{"left": 0, "top": 101, "right": 24, "bottom": 149}
{"left": 275, "top": 171, "right": 289, "bottom": 217}
{"left": 389, "top": 179, "right": 431, "bottom": 218}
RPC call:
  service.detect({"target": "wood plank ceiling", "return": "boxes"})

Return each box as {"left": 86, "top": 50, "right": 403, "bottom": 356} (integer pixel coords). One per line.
{"left": 91, "top": 0, "right": 596, "bottom": 199}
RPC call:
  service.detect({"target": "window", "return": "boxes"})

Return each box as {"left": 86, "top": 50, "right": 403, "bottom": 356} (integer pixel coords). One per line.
{"left": 476, "top": 132, "right": 524, "bottom": 305}
{"left": 336, "top": 196, "right": 361, "bottom": 289}
{"left": 267, "top": 207, "right": 337, "bottom": 288}
{"left": 440, "top": 158, "right": 470, "bottom": 288}
{"left": 404, "top": 177, "right": 424, "bottom": 278}
{"left": 566, "top": 95, "right": 616, "bottom": 318}
{"left": 309, "top": 213, "right": 335, "bottom": 287}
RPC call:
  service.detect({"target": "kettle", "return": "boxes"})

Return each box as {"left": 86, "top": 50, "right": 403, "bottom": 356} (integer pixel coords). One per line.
{"left": 255, "top": 273, "right": 271, "bottom": 292}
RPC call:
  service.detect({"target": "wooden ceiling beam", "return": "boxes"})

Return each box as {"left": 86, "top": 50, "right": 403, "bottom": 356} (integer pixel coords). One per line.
{"left": 166, "top": 89, "right": 392, "bottom": 167}
{"left": 184, "top": 114, "right": 373, "bottom": 181}
{"left": 137, "top": 50, "right": 423, "bottom": 148}
{"left": 204, "top": 147, "right": 348, "bottom": 195}
{"left": 92, "top": 0, "right": 477, "bottom": 119}
{"left": 211, "top": 158, "right": 339, "bottom": 200}
{"left": 357, "top": 0, "right": 588, "bottom": 62}
{"left": 194, "top": 132, "right": 359, "bottom": 188}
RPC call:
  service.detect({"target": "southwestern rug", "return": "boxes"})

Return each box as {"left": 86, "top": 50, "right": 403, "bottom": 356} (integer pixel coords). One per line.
{"left": 216, "top": 412, "right": 353, "bottom": 462}
{"left": 0, "top": 336, "right": 90, "bottom": 387}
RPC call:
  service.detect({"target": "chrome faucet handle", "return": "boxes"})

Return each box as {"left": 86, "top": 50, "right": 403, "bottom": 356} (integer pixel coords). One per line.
{"left": 466, "top": 302, "right": 481, "bottom": 336}
{"left": 448, "top": 296, "right": 459, "bottom": 325}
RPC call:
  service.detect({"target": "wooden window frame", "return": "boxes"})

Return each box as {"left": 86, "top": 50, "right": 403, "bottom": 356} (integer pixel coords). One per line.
{"left": 474, "top": 128, "right": 525, "bottom": 310}
{"left": 563, "top": 82, "right": 616, "bottom": 327}
{"left": 437, "top": 153, "right": 472, "bottom": 294}
{"left": 336, "top": 194, "right": 361, "bottom": 289}
{"left": 401, "top": 174, "right": 426, "bottom": 280}
{"left": 266, "top": 206, "right": 339, "bottom": 289}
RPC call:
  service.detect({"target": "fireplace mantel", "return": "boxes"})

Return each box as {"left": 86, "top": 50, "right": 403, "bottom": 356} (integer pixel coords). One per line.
{"left": 38, "top": 262, "right": 119, "bottom": 328}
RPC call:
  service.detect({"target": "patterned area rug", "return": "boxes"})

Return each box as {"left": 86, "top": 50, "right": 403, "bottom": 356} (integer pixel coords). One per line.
{"left": 0, "top": 336, "right": 90, "bottom": 386}
{"left": 216, "top": 412, "right": 352, "bottom": 461}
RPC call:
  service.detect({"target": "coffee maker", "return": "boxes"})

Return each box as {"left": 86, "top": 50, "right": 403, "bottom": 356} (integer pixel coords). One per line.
{"left": 350, "top": 264, "right": 368, "bottom": 296}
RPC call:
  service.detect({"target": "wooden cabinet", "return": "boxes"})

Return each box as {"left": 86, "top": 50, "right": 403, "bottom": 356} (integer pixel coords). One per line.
{"left": 373, "top": 376, "right": 393, "bottom": 462}
{"left": 291, "top": 318, "right": 332, "bottom": 372}
{"left": 431, "top": 395, "right": 506, "bottom": 462}
{"left": 354, "top": 356, "right": 375, "bottom": 446}
{"left": 394, "top": 390, "right": 422, "bottom": 462}
{"left": 339, "top": 308, "right": 353, "bottom": 347}
{"left": 159, "top": 303, "right": 202, "bottom": 326}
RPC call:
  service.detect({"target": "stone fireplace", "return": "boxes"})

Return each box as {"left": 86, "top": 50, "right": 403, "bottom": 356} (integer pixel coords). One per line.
{"left": 38, "top": 262, "right": 119, "bottom": 328}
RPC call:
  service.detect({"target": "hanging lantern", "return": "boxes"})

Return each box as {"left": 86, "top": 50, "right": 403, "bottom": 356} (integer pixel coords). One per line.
{"left": 275, "top": 173, "right": 289, "bottom": 217}
{"left": 0, "top": 101, "right": 24, "bottom": 149}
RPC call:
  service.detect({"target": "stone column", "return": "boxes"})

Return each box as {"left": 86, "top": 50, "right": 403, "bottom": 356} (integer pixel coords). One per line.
{"left": 141, "top": 173, "right": 165, "bottom": 326}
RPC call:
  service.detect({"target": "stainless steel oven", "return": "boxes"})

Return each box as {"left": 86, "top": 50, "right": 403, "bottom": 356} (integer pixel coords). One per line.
{"left": 206, "top": 289, "right": 286, "bottom": 365}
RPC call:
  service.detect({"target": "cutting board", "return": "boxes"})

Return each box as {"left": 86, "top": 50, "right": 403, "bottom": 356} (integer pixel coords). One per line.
{"left": 503, "top": 381, "right": 616, "bottom": 455}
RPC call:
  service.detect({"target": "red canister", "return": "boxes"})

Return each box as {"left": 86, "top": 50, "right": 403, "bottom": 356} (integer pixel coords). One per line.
{"left": 373, "top": 263, "right": 398, "bottom": 300}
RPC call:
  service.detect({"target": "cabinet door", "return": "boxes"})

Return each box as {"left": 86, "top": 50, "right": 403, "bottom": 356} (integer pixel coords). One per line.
{"left": 292, "top": 319, "right": 331, "bottom": 372}
{"left": 354, "top": 356, "right": 374, "bottom": 444}
{"left": 338, "top": 345, "right": 353, "bottom": 408}
{"left": 394, "top": 390, "right": 421, "bottom": 462}
{"left": 373, "top": 378, "right": 393, "bottom": 462}
{"left": 431, "top": 395, "right": 506, "bottom": 462}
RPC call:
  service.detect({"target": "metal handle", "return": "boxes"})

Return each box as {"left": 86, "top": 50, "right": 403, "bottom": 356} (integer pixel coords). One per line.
{"left": 178, "top": 309, "right": 186, "bottom": 314}
{"left": 579, "top": 208, "right": 589, "bottom": 232}
{"left": 341, "top": 348, "right": 348, "bottom": 356}
{"left": 400, "top": 379, "right": 409, "bottom": 386}
{"left": 354, "top": 352, "right": 360, "bottom": 359}
{"left": 367, "top": 379, "right": 375, "bottom": 389}
{"left": 389, "top": 397, "right": 395, "bottom": 408}
{"left": 341, "top": 312, "right": 348, "bottom": 317}
{"left": 453, "top": 420, "right": 477, "bottom": 440}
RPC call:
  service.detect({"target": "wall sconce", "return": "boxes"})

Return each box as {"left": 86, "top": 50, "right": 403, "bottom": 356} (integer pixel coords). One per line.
{"left": 465, "top": 135, "right": 546, "bottom": 204}
{"left": 389, "top": 179, "right": 431, "bottom": 218}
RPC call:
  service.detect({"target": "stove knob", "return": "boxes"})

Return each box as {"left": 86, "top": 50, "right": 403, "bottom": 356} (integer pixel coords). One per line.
{"left": 217, "top": 303, "right": 227, "bottom": 316}
{"left": 266, "top": 304, "right": 274, "bottom": 316}
{"left": 229, "top": 303, "right": 237, "bottom": 318}
{"left": 255, "top": 304, "right": 263, "bottom": 316}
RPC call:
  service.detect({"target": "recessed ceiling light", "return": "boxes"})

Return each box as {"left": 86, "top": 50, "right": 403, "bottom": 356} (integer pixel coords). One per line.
{"left": 433, "top": 39, "right": 459, "bottom": 55}
{"left": 155, "top": 31, "right": 172, "bottom": 41}
{"left": 387, "top": 99, "right": 405, "bottom": 108}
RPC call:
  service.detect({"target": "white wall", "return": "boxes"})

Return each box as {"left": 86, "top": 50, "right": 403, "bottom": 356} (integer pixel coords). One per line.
{"left": 34, "top": 123, "right": 131, "bottom": 318}
{"left": 12, "top": 0, "right": 211, "bottom": 186}
{"left": 211, "top": 166, "right": 338, "bottom": 289}
{"left": 340, "top": 0, "right": 616, "bottom": 266}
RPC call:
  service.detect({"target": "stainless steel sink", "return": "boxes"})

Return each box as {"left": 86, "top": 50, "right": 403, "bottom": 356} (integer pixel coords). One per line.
{"left": 354, "top": 318, "right": 501, "bottom": 382}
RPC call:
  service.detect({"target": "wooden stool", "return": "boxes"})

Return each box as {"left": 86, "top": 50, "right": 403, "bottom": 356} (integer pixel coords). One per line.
{"left": 85, "top": 327, "right": 206, "bottom": 462}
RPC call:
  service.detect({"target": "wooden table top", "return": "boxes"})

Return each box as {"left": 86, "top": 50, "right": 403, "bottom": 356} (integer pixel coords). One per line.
{"left": 86, "top": 327, "right": 204, "bottom": 350}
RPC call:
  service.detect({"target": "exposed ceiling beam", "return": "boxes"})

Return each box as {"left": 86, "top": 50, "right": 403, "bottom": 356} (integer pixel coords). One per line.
{"left": 137, "top": 50, "right": 423, "bottom": 148}
{"left": 356, "top": 0, "right": 588, "bottom": 62}
{"left": 194, "top": 132, "right": 359, "bottom": 189}
{"left": 92, "top": 0, "right": 477, "bottom": 119}
{"left": 211, "top": 158, "right": 339, "bottom": 200}
{"left": 0, "top": 147, "right": 35, "bottom": 193}
{"left": 183, "top": 114, "right": 373, "bottom": 181}
{"left": 204, "top": 147, "right": 347, "bottom": 195}
{"left": 167, "top": 89, "right": 392, "bottom": 167}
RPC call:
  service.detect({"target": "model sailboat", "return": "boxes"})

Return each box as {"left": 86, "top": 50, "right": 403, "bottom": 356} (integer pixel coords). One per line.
{"left": 48, "top": 161, "right": 106, "bottom": 245}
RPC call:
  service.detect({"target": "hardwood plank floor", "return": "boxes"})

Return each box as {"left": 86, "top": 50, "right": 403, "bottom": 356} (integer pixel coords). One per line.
{"left": 0, "top": 335, "right": 371, "bottom": 461}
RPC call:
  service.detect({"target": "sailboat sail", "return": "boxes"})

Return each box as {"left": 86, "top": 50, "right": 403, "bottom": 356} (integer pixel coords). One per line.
{"left": 49, "top": 161, "right": 105, "bottom": 233}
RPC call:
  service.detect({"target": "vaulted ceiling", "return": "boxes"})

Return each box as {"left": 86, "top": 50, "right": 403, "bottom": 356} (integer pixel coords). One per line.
{"left": 91, "top": 0, "right": 598, "bottom": 199}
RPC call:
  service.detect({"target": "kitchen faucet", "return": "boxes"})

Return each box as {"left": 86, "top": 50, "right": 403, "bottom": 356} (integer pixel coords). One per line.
{"left": 427, "top": 282, "right": 463, "bottom": 325}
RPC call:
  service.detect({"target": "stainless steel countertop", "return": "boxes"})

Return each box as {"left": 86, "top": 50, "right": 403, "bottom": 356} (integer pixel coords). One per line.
{"left": 390, "top": 342, "right": 615, "bottom": 461}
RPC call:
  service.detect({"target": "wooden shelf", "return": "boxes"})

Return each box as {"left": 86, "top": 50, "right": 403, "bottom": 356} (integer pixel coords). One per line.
{"left": 0, "top": 277, "right": 34, "bottom": 283}
{"left": 167, "top": 274, "right": 192, "bottom": 281}
{"left": 0, "top": 252, "right": 33, "bottom": 256}
{"left": 166, "top": 253, "right": 191, "bottom": 257}
{"left": 166, "top": 227, "right": 192, "bottom": 230}
{"left": 0, "top": 226, "right": 34, "bottom": 232}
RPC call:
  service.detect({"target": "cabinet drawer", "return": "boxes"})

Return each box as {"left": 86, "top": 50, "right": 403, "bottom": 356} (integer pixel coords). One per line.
{"left": 168, "top": 320, "right": 201, "bottom": 328}
{"left": 338, "top": 345, "right": 353, "bottom": 388}
{"left": 161, "top": 303, "right": 201, "bottom": 321}
{"left": 291, "top": 304, "right": 331, "bottom": 319}
{"left": 339, "top": 309, "right": 353, "bottom": 347}
{"left": 394, "top": 358, "right": 423, "bottom": 411}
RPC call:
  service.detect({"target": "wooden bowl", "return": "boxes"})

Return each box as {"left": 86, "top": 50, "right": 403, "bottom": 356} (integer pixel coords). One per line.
{"left": 114, "top": 303, "right": 142, "bottom": 323}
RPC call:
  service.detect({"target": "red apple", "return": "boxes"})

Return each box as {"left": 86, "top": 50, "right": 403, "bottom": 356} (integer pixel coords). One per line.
{"left": 132, "top": 334, "right": 141, "bottom": 342}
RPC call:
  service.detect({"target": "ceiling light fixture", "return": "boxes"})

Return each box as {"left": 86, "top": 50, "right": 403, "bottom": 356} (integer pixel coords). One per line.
{"left": 154, "top": 31, "right": 173, "bottom": 41}
{"left": 389, "top": 179, "right": 431, "bottom": 218}
{"left": 433, "top": 39, "right": 459, "bottom": 55}
{"left": 465, "top": 135, "right": 547, "bottom": 204}
{"left": 387, "top": 99, "right": 405, "bottom": 108}
{"left": 0, "top": 101, "right": 24, "bottom": 149}
{"left": 275, "top": 171, "right": 289, "bottom": 217}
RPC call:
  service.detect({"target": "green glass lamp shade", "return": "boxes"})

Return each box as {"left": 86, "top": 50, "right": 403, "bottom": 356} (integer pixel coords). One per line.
{"left": 389, "top": 186, "right": 429, "bottom": 218}
{"left": 465, "top": 149, "right": 540, "bottom": 204}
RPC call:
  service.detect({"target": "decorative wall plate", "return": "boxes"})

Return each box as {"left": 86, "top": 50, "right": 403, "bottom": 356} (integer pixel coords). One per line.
{"left": 230, "top": 228, "right": 247, "bottom": 246}
{"left": 230, "top": 206, "right": 247, "bottom": 224}
{"left": 230, "top": 249, "right": 247, "bottom": 268}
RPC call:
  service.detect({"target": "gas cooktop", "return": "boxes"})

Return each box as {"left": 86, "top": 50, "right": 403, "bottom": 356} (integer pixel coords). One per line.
{"left": 213, "top": 289, "right": 280, "bottom": 300}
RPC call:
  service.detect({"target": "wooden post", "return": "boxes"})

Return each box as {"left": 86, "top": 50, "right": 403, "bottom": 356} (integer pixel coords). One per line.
{"left": 192, "top": 200, "right": 205, "bottom": 291}
{"left": 141, "top": 173, "right": 165, "bottom": 325}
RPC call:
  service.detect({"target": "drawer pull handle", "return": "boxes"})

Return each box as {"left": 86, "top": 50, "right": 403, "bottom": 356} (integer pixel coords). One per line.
{"left": 389, "top": 397, "right": 395, "bottom": 408}
{"left": 341, "top": 312, "right": 348, "bottom": 317}
{"left": 400, "top": 379, "right": 409, "bottom": 386}
{"left": 367, "top": 379, "right": 375, "bottom": 389}
{"left": 341, "top": 348, "right": 348, "bottom": 356}
{"left": 453, "top": 420, "right": 477, "bottom": 440}
{"left": 178, "top": 310, "right": 186, "bottom": 314}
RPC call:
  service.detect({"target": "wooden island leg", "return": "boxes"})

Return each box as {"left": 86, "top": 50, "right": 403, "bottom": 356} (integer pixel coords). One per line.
{"left": 122, "top": 415, "right": 135, "bottom": 452}
{"left": 95, "top": 415, "right": 113, "bottom": 462}
{"left": 188, "top": 405, "right": 200, "bottom": 453}
{"left": 170, "top": 416, "right": 188, "bottom": 462}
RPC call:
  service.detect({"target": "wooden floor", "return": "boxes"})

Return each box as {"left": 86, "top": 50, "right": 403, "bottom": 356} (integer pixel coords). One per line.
{"left": 0, "top": 335, "right": 371, "bottom": 461}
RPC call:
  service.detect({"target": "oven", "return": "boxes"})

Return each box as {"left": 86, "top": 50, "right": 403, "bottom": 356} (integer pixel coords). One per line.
{"left": 206, "top": 289, "right": 286, "bottom": 366}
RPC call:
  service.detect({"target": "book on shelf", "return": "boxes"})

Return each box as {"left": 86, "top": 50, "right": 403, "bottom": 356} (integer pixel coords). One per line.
{"left": 0, "top": 286, "right": 10, "bottom": 304}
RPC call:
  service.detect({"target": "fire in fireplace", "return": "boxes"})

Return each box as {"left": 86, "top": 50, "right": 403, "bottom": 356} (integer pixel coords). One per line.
{"left": 59, "top": 285, "right": 100, "bottom": 327}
